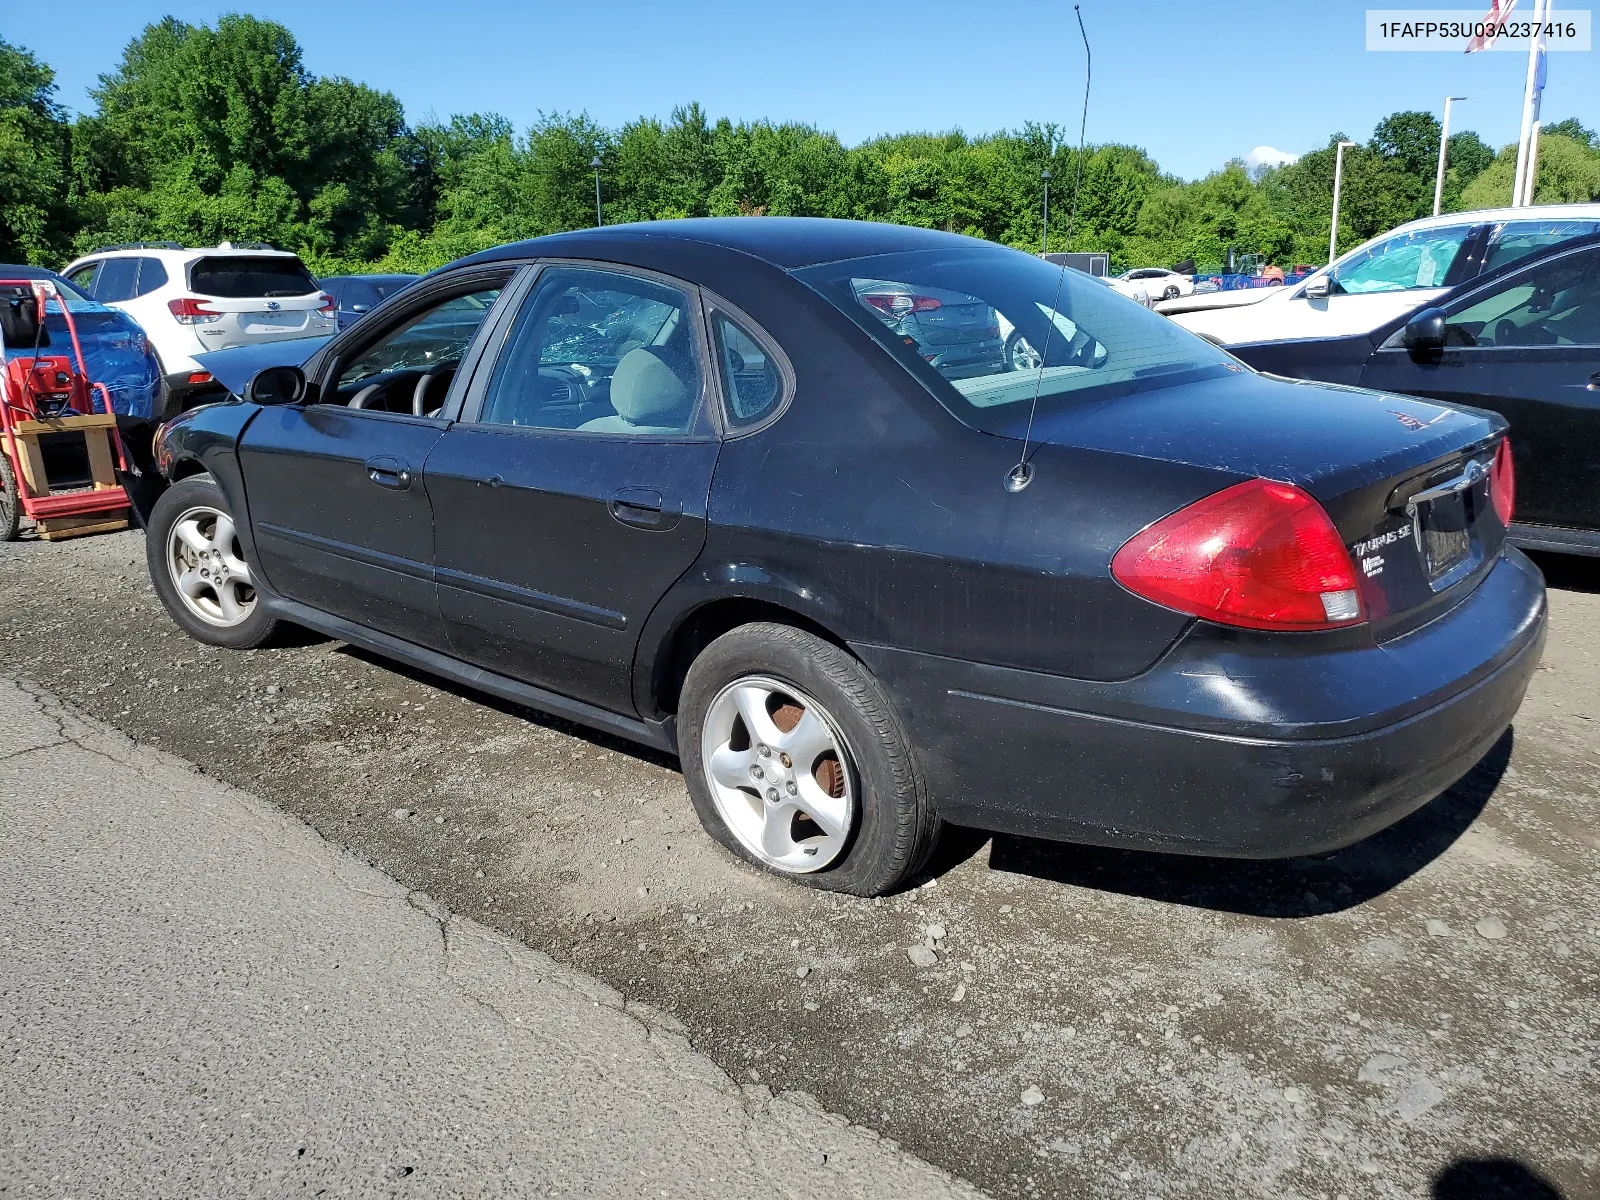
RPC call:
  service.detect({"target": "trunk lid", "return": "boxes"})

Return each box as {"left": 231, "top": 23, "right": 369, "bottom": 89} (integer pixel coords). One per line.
{"left": 1023, "top": 370, "right": 1508, "bottom": 630}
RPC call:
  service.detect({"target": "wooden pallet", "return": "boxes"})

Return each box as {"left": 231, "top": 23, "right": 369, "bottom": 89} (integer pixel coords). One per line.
{"left": 6, "top": 411, "right": 129, "bottom": 540}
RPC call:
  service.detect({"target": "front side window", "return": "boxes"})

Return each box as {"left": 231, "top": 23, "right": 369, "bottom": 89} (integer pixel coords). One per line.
{"left": 331, "top": 284, "right": 504, "bottom": 413}
{"left": 477, "top": 268, "right": 705, "bottom": 435}
{"left": 1330, "top": 225, "right": 1474, "bottom": 295}
{"left": 1445, "top": 247, "right": 1600, "bottom": 347}
{"left": 795, "top": 248, "right": 1236, "bottom": 437}
{"left": 1481, "top": 220, "right": 1600, "bottom": 274}
{"left": 712, "top": 312, "right": 784, "bottom": 428}
{"left": 68, "top": 263, "right": 99, "bottom": 295}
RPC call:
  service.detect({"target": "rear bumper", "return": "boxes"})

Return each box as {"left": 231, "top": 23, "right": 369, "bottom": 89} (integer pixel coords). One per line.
{"left": 857, "top": 549, "right": 1547, "bottom": 858}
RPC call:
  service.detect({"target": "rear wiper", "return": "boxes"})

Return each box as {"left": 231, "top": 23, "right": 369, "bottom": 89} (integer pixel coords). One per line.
{"left": 263, "top": 289, "right": 311, "bottom": 297}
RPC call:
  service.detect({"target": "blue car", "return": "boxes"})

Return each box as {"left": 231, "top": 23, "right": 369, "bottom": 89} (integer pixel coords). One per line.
{"left": 318, "top": 274, "right": 419, "bottom": 330}
{"left": 1, "top": 265, "right": 162, "bottom": 430}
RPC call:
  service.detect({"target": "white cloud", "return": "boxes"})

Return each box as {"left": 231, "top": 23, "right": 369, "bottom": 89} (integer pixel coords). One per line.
{"left": 1245, "top": 145, "right": 1300, "bottom": 170}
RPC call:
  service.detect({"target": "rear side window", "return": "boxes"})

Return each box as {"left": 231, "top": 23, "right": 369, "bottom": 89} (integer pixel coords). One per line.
{"left": 712, "top": 312, "right": 784, "bottom": 428}
{"left": 190, "top": 256, "right": 317, "bottom": 298}
{"left": 133, "top": 257, "right": 168, "bottom": 297}
{"left": 95, "top": 258, "right": 140, "bottom": 303}
{"left": 1481, "top": 220, "right": 1600, "bottom": 274}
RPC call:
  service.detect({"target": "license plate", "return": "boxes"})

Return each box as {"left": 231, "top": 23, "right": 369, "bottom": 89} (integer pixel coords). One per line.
{"left": 1419, "top": 491, "right": 1472, "bottom": 580}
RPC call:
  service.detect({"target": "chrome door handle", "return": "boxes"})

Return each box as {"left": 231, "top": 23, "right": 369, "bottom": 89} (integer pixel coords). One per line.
{"left": 1587, "top": 372, "right": 1600, "bottom": 391}
{"left": 365, "top": 456, "right": 411, "bottom": 490}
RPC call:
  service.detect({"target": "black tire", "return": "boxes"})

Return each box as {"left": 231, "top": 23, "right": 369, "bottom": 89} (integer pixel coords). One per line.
{"left": 146, "top": 473, "right": 279, "bottom": 649}
{"left": 0, "top": 452, "right": 20, "bottom": 541}
{"left": 679, "top": 622, "right": 940, "bottom": 896}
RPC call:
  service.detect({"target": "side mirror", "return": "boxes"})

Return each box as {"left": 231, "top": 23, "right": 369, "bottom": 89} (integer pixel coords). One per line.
{"left": 1302, "top": 276, "right": 1330, "bottom": 299}
{"left": 245, "top": 365, "right": 307, "bottom": 406}
{"left": 1402, "top": 307, "right": 1448, "bottom": 351}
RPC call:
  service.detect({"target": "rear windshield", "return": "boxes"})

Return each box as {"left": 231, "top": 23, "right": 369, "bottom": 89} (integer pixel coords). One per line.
{"left": 190, "top": 256, "right": 318, "bottom": 299}
{"left": 794, "top": 247, "right": 1236, "bottom": 436}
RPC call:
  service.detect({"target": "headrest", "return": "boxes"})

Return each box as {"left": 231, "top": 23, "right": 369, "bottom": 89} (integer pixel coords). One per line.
{"left": 610, "top": 347, "right": 689, "bottom": 423}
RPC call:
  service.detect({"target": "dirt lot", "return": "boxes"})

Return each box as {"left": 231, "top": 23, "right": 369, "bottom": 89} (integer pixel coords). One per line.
{"left": 2, "top": 529, "right": 1596, "bottom": 1199}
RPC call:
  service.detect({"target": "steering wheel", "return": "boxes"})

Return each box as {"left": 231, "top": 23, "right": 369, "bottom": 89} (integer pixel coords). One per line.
{"left": 412, "top": 364, "right": 453, "bottom": 416}
{"left": 349, "top": 382, "right": 383, "bottom": 409}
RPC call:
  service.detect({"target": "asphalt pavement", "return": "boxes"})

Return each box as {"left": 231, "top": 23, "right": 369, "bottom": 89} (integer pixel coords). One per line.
{"left": 0, "top": 674, "right": 980, "bottom": 1199}
{"left": 1, "top": 531, "right": 1596, "bottom": 1199}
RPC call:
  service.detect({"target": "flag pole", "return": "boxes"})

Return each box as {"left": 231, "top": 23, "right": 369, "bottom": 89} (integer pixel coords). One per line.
{"left": 1433, "top": 96, "right": 1467, "bottom": 216}
{"left": 1511, "top": 0, "right": 1549, "bottom": 206}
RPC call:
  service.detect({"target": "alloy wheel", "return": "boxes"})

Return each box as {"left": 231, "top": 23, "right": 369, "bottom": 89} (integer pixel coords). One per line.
{"left": 699, "top": 676, "right": 856, "bottom": 873}
{"left": 166, "top": 505, "right": 257, "bottom": 626}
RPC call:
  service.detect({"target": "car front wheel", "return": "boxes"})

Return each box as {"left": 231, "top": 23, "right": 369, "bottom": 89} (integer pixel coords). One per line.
{"left": 146, "top": 473, "right": 279, "bottom": 649}
{"left": 1163, "top": 285, "right": 1181, "bottom": 300}
{"left": 679, "top": 623, "right": 940, "bottom": 896}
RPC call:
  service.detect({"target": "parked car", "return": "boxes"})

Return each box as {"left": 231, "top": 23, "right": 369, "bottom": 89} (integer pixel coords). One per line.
{"left": 1231, "top": 233, "right": 1600, "bottom": 557}
{"left": 60, "top": 242, "right": 338, "bottom": 417}
{"left": 851, "top": 278, "right": 1006, "bottom": 380}
{"left": 0, "top": 266, "right": 160, "bottom": 427}
{"left": 319, "top": 273, "right": 419, "bottom": 330}
{"left": 1115, "top": 267, "right": 1193, "bottom": 302}
{"left": 141, "top": 218, "right": 1544, "bottom": 896}
{"left": 1169, "top": 204, "right": 1600, "bottom": 344}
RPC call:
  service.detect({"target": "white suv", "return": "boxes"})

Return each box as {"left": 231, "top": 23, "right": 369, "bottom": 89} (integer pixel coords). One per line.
{"left": 61, "top": 242, "right": 337, "bottom": 416}
{"left": 1167, "top": 204, "right": 1600, "bottom": 346}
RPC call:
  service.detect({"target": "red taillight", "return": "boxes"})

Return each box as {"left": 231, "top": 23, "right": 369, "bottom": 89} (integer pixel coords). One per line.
{"left": 186, "top": 371, "right": 213, "bottom": 385}
{"left": 317, "top": 292, "right": 336, "bottom": 315}
{"left": 168, "top": 297, "right": 220, "bottom": 324}
{"left": 1490, "top": 439, "right": 1515, "bottom": 526}
{"left": 863, "top": 293, "right": 943, "bottom": 316}
{"left": 1112, "top": 478, "right": 1366, "bottom": 632}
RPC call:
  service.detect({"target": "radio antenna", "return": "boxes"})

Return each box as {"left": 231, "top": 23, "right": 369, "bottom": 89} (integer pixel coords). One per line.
{"left": 1006, "top": 2, "right": 1091, "bottom": 493}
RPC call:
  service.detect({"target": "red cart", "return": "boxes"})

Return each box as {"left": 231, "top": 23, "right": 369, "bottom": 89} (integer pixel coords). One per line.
{"left": 0, "top": 278, "right": 132, "bottom": 541}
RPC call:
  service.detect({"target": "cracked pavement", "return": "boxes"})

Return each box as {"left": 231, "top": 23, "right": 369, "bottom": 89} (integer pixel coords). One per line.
{"left": 0, "top": 676, "right": 979, "bottom": 1198}
{"left": 1, "top": 531, "right": 1598, "bottom": 1199}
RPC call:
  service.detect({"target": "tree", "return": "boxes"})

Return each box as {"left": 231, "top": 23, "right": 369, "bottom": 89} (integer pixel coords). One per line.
{"left": 0, "top": 37, "right": 71, "bottom": 263}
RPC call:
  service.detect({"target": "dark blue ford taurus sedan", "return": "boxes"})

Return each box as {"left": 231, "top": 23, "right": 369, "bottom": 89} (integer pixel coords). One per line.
{"left": 144, "top": 219, "right": 1546, "bottom": 895}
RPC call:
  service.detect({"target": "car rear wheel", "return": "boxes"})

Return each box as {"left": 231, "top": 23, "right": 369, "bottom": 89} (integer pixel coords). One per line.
{"left": 1163, "top": 285, "right": 1181, "bottom": 300}
{"left": 0, "top": 453, "right": 20, "bottom": 541}
{"left": 146, "top": 474, "right": 279, "bottom": 649}
{"left": 679, "top": 623, "right": 940, "bottom": 896}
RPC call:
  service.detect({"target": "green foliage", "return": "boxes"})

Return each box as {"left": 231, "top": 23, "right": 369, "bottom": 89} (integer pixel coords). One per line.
{"left": 1, "top": 18, "right": 1594, "bottom": 276}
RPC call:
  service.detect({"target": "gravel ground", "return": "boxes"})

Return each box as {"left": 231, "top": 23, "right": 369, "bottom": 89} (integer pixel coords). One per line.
{"left": 2, "top": 529, "right": 1596, "bottom": 1200}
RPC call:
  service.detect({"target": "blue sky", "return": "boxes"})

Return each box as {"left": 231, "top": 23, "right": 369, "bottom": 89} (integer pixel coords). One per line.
{"left": 8, "top": 0, "right": 1596, "bottom": 179}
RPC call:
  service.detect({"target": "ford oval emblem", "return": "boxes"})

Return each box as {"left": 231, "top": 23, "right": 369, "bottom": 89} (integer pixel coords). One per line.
{"left": 266, "top": 300, "right": 280, "bottom": 310}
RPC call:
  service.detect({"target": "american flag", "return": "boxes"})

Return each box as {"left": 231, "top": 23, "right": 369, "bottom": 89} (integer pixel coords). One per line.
{"left": 1465, "top": 0, "right": 1520, "bottom": 51}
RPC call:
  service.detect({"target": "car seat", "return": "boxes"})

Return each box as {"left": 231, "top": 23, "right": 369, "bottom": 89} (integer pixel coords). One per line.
{"left": 578, "top": 347, "right": 694, "bottom": 434}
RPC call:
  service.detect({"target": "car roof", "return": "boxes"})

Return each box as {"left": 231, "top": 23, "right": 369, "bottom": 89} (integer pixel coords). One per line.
{"left": 0, "top": 264, "right": 65, "bottom": 280}
{"left": 465, "top": 217, "right": 1001, "bottom": 273}
{"left": 71, "top": 245, "right": 303, "bottom": 263}
{"left": 1390, "top": 203, "right": 1600, "bottom": 233}
{"left": 321, "top": 273, "right": 419, "bottom": 282}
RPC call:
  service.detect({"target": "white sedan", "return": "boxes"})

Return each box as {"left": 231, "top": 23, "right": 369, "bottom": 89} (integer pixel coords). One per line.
{"left": 1111, "top": 267, "right": 1193, "bottom": 302}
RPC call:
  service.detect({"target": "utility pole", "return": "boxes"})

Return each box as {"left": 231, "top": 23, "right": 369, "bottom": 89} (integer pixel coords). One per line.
{"left": 591, "top": 155, "right": 604, "bottom": 226}
{"left": 1330, "top": 141, "right": 1358, "bottom": 267}
{"left": 1041, "top": 168, "right": 1052, "bottom": 255}
{"left": 1511, "top": 0, "right": 1549, "bottom": 207}
{"left": 1433, "top": 96, "right": 1467, "bottom": 216}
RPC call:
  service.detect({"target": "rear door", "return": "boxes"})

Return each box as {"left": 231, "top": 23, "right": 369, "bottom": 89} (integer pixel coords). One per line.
{"left": 1361, "top": 244, "right": 1600, "bottom": 530}
{"left": 425, "top": 263, "right": 722, "bottom": 712}
{"left": 187, "top": 255, "right": 335, "bottom": 349}
{"left": 237, "top": 268, "right": 516, "bottom": 647}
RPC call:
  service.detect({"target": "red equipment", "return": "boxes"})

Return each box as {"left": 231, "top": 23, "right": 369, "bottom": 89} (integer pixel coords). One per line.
{"left": 0, "top": 278, "right": 132, "bottom": 541}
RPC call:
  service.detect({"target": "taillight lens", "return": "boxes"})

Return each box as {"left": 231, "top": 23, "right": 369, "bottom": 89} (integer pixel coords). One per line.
{"left": 168, "top": 297, "right": 220, "bottom": 324}
{"left": 1112, "top": 478, "right": 1366, "bottom": 632}
{"left": 317, "top": 292, "right": 336, "bottom": 315}
{"left": 1490, "top": 439, "right": 1515, "bottom": 526}
{"left": 862, "top": 293, "right": 943, "bottom": 317}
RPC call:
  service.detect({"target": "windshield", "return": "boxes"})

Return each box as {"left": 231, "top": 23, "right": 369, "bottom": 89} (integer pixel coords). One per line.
{"left": 794, "top": 247, "right": 1236, "bottom": 435}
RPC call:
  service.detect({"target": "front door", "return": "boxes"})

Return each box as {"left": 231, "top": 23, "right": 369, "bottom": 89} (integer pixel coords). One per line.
{"left": 238, "top": 272, "right": 513, "bottom": 647}
{"left": 1361, "top": 244, "right": 1600, "bottom": 530}
{"left": 425, "top": 265, "right": 721, "bottom": 712}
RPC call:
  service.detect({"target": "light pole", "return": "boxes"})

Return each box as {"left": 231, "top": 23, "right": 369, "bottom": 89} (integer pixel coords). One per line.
{"left": 591, "top": 155, "right": 603, "bottom": 226}
{"left": 1041, "top": 168, "right": 1052, "bottom": 255}
{"left": 1329, "top": 141, "right": 1358, "bottom": 268}
{"left": 1433, "top": 96, "right": 1466, "bottom": 217}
